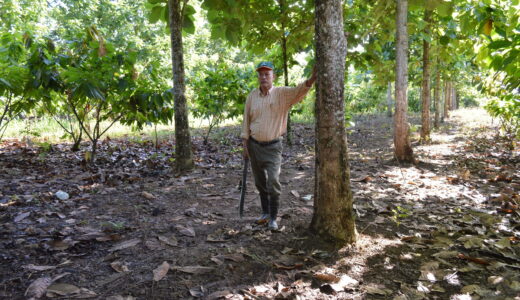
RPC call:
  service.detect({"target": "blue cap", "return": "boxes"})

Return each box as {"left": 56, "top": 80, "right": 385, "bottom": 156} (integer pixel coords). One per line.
{"left": 256, "top": 61, "right": 274, "bottom": 71}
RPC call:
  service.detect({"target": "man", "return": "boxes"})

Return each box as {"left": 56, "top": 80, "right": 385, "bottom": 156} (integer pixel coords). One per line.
{"left": 241, "top": 61, "right": 317, "bottom": 230}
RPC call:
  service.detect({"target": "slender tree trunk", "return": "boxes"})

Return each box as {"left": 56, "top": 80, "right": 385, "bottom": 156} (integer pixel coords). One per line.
{"left": 311, "top": 0, "right": 357, "bottom": 245}
{"left": 387, "top": 81, "right": 393, "bottom": 117}
{"left": 434, "top": 66, "right": 440, "bottom": 128}
{"left": 455, "top": 90, "right": 460, "bottom": 109}
{"left": 452, "top": 87, "right": 457, "bottom": 110}
{"left": 279, "top": 0, "right": 292, "bottom": 145}
{"left": 394, "top": 0, "right": 414, "bottom": 162}
{"left": 420, "top": 9, "right": 432, "bottom": 143}
{"left": 444, "top": 80, "right": 450, "bottom": 119}
{"left": 169, "top": 0, "right": 193, "bottom": 172}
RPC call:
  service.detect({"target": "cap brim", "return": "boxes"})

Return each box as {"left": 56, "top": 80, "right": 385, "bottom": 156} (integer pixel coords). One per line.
{"left": 256, "top": 66, "right": 273, "bottom": 71}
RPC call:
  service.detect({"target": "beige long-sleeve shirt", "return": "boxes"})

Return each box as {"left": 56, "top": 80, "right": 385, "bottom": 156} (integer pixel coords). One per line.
{"left": 241, "top": 82, "right": 311, "bottom": 142}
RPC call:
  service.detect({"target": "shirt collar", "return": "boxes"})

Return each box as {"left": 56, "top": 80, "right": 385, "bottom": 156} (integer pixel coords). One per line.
{"left": 258, "top": 86, "right": 274, "bottom": 97}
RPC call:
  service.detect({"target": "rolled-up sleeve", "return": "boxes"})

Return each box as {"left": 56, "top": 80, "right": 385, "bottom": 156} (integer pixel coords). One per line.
{"left": 241, "top": 94, "right": 252, "bottom": 139}
{"left": 279, "top": 82, "right": 311, "bottom": 109}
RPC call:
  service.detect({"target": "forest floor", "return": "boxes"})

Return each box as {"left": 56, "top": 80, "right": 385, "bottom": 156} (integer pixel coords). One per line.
{"left": 1, "top": 108, "right": 519, "bottom": 300}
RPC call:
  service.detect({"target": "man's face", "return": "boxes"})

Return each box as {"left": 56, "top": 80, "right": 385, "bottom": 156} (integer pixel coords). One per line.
{"left": 257, "top": 69, "right": 274, "bottom": 89}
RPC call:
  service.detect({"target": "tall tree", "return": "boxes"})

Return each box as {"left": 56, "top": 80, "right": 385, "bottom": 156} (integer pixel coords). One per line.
{"left": 443, "top": 79, "right": 450, "bottom": 120}
{"left": 420, "top": 8, "right": 432, "bottom": 143}
{"left": 394, "top": 0, "right": 414, "bottom": 163}
{"left": 386, "top": 82, "right": 393, "bottom": 117}
{"left": 168, "top": 0, "right": 193, "bottom": 172}
{"left": 310, "top": 0, "right": 357, "bottom": 244}
{"left": 434, "top": 62, "right": 441, "bottom": 128}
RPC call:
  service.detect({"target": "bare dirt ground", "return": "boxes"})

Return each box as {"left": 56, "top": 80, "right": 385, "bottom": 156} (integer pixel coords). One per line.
{"left": 1, "top": 108, "right": 519, "bottom": 300}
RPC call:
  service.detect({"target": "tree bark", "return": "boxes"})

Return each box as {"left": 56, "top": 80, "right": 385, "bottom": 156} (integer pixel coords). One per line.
{"left": 279, "top": 0, "right": 292, "bottom": 145}
{"left": 310, "top": 0, "right": 357, "bottom": 245}
{"left": 434, "top": 65, "right": 440, "bottom": 128}
{"left": 169, "top": 0, "right": 193, "bottom": 172}
{"left": 443, "top": 80, "right": 450, "bottom": 120}
{"left": 420, "top": 9, "right": 432, "bottom": 143}
{"left": 386, "top": 81, "right": 393, "bottom": 117}
{"left": 394, "top": 0, "right": 414, "bottom": 162}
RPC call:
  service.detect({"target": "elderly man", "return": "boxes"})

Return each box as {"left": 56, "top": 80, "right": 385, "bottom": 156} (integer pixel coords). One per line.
{"left": 241, "top": 61, "right": 317, "bottom": 230}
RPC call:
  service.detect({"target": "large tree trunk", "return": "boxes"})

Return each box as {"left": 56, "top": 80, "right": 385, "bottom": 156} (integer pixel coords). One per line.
{"left": 169, "top": 0, "right": 193, "bottom": 172}
{"left": 394, "top": 0, "right": 414, "bottom": 162}
{"left": 279, "top": 0, "right": 292, "bottom": 145}
{"left": 386, "top": 81, "right": 393, "bottom": 117}
{"left": 420, "top": 9, "right": 432, "bottom": 143}
{"left": 434, "top": 66, "right": 440, "bottom": 128}
{"left": 443, "top": 80, "right": 450, "bottom": 120}
{"left": 310, "top": 0, "right": 357, "bottom": 245}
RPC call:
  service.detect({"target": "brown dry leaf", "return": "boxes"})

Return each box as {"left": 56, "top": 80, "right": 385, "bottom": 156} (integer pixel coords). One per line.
{"left": 144, "top": 239, "right": 163, "bottom": 251}
{"left": 46, "top": 283, "right": 80, "bottom": 297}
{"left": 47, "top": 239, "right": 73, "bottom": 251}
{"left": 207, "top": 290, "right": 231, "bottom": 300}
{"left": 220, "top": 253, "right": 245, "bottom": 262}
{"left": 447, "top": 176, "right": 460, "bottom": 184}
{"left": 189, "top": 286, "right": 204, "bottom": 298}
{"left": 175, "top": 266, "right": 214, "bottom": 274}
{"left": 106, "top": 296, "right": 136, "bottom": 300}
{"left": 153, "top": 261, "right": 170, "bottom": 281}
{"left": 109, "top": 238, "right": 140, "bottom": 252}
{"left": 110, "top": 261, "right": 129, "bottom": 273}
{"left": 273, "top": 263, "right": 304, "bottom": 270}
{"left": 313, "top": 273, "right": 340, "bottom": 283}
{"left": 25, "top": 277, "right": 53, "bottom": 299}
{"left": 457, "top": 253, "right": 490, "bottom": 265}
{"left": 206, "top": 233, "right": 227, "bottom": 243}
{"left": 22, "top": 264, "right": 56, "bottom": 271}
{"left": 352, "top": 176, "right": 373, "bottom": 183}
{"left": 141, "top": 191, "right": 156, "bottom": 200}
{"left": 14, "top": 211, "right": 31, "bottom": 222}
{"left": 210, "top": 257, "right": 224, "bottom": 265}
{"left": 96, "top": 233, "right": 121, "bottom": 242}
{"left": 176, "top": 225, "right": 196, "bottom": 237}
{"left": 158, "top": 235, "right": 178, "bottom": 247}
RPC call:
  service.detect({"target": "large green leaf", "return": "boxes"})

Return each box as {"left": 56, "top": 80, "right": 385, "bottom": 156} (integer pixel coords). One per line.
{"left": 488, "top": 40, "right": 511, "bottom": 50}
{"left": 183, "top": 17, "right": 195, "bottom": 34}
{"left": 149, "top": 6, "right": 164, "bottom": 24}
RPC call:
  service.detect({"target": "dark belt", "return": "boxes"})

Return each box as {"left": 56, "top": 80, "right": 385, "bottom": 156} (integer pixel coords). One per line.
{"left": 250, "top": 136, "right": 281, "bottom": 146}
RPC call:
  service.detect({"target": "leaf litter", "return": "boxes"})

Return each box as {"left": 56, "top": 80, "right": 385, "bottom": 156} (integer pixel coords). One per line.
{"left": 2, "top": 110, "right": 519, "bottom": 299}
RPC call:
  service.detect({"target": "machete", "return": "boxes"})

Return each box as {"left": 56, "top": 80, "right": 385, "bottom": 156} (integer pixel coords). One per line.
{"left": 239, "top": 158, "right": 249, "bottom": 218}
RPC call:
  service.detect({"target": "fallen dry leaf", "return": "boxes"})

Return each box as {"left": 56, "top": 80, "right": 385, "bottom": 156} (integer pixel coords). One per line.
{"left": 141, "top": 191, "right": 156, "bottom": 200}
{"left": 273, "top": 263, "right": 304, "bottom": 270}
{"left": 153, "top": 261, "right": 170, "bottom": 281}
{"left": 106, "top": 296, "right": 136, "bottom": 300}
{"left": 175, "top": 266, "right": 213, "bottom": 274}
{"left": 46, "top": 283, "right": 80, "bottom": 296}
{"left": 158, "top": 235, "right": 178, "bottom": 247}
{"left": 110, "top": 261, "right": 129, "bottom": 273}
{"left": 14, "top": 211, "right": 31, "bottom": 222}
{"left": 25, "top": 277, "right": 53, "bottom": 299}
{"left": 457, "top": 253, "right": 490, "bottom": 265}
{"left": 176, "top": 225, "right": 196, "bottom": 237}
{"left": 313, "top": 273, "right": 340, "bottom": 283}
{"left": 22, "top": 264, "right": 56, "bottom": 272}
{"left": 290, "top": 190, "right": 300, "bottom": 198}
{"left": 109, "top": 238, "right": 140, "bottom": 252}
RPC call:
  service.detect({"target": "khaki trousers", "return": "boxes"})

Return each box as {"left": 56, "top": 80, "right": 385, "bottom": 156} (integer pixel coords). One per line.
{"left": 247, "top": 139, "right": 282, "bottom": 218}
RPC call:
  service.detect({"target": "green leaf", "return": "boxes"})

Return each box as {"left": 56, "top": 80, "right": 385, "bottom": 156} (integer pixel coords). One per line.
{"left": 207, "top": 10, "right": 219, "bottom": 23}
{"left": 183, "top": 5, "right": 196, "bottom": 16}
{"left": 148, "top": 0, "right": 165, "bottom": 3}
{"left": 183, "top": 17, "right": 195, "bottom": 34}
{"left": 488, "top": 40, "right": 511, "bottom": 50}
{"left": 439, "top": 36, "right": 450, "bottom": 45}
{"left": 436, "top": 1, "right": 452, "bottom": 17}
{"left": 149, "top": 6, "right": 164, "bottom": 24}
